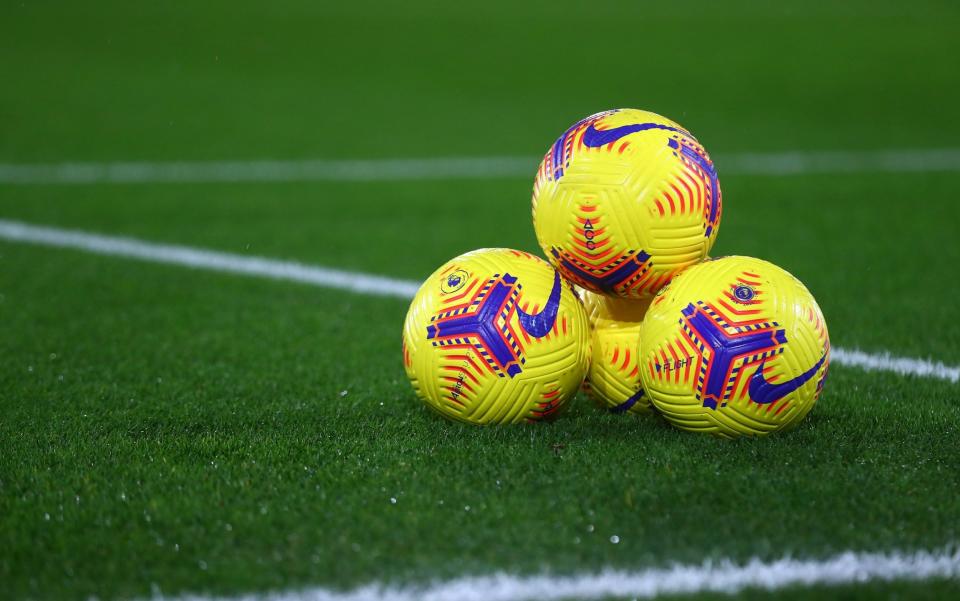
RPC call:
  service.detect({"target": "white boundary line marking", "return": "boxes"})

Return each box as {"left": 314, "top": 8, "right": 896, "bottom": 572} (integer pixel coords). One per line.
{"left": 1, "top": 148, "right": 959, "bottom": 184}
{"left": 1, "top": 218, "right": 957, "bottom": 384}
{"left": 718, "top": 148, "right": 960, "bottom": 176}
{"left": 831, "top": 347, "right": 959, "bottom": 384}
{"left": 149, "top": 547, "right": 960, "bottom": 601}
{"left": 0, "top": 219, "right": 420, "bottom": 299}
{"left": 0, "top": 156, "right": 536, "bottom": 184}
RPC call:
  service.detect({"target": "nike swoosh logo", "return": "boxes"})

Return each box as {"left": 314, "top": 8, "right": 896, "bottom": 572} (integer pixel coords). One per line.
{"left": 517, "top": 271, "right": 562, "bottom": 338}
{"left": 610, "top": 387, "right": 646, "bottom": 414}
{"left": 748, "top": 353, "right": 828, "bottom": 405}
{"left": 581, "top": 122, "right": 688, "bottom": 148}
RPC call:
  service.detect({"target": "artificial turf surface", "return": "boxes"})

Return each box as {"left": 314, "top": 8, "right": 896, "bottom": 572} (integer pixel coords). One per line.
{"left": 2, "top": 1, "right": 960, "bottom": 600}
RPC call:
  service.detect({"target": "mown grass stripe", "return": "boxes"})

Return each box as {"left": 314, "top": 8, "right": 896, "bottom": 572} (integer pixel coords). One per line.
{"left": 0, "top": 218, "right": 956, "bottom": 383}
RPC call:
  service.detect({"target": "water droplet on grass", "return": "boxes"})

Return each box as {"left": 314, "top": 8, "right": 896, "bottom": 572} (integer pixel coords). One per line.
{"left": 339, "top": 390, "right": 348, "bottom": 397}
{"left": 586, "top": 524, "right": 595, "bottom": 533}
{"left": 390, "top": 497, "right": 397, "bottom": 504}
{"left": 610, "top": 535, "right": 620, "bottom": 544}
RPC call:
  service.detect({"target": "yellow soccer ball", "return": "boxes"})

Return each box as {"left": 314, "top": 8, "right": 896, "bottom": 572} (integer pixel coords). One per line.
{"left": 402, "top": 248, "right": 590, "bottom": 425}
{"left": 579, "top": 289, "right": 653, "bottom": 414}
{"left": 639, "top": 256, "right": 830, "bottom": 438}
{"left": 532, "top": 108, "right": 722, "bottom": 299}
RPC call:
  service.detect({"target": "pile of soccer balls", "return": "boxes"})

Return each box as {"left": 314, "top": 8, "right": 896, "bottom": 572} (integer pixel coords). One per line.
{"left": 402, "top": 109, "right": 830, "bottom": 438}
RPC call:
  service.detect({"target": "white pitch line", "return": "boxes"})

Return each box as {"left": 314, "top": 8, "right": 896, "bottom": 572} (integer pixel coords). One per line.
{"left": 1, "top": 148, "right": 960, "bottom": 184}
{"left": 0, "top": 218, "right": 957, "bottom": 384}
{"left": 719, "top": 147, "right": 960, "bottom": 176}
{"left": 0, "top": 219, "right": 419, "bottom": 299}
{"left": 0, "top": 156, "right": 536, "bottom": 184}
{"left": 831, "top": 347, "right": 959, "bottom": 384}
{"left": 147, "top": 547, "right": 960, "bottom": 601}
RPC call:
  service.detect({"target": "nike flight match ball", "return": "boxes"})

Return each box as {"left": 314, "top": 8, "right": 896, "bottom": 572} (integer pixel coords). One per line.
{"left": 402, "top": 248, "right": 590, "bottom": 425}
{"left": 532, "top": 109, "right": 722, "bottom": 299}
{"left": 639, "top": 256, "right": 830, "bottom": 438}
{"left": 579, "top": 288, "right": 653, "bottom": 415}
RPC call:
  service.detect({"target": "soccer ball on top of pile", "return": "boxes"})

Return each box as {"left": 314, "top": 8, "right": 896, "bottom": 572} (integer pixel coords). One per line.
{"left": 640, "top": 256, "right": 831, "bottom": 438}
{"left": 578, "top": 288, "right": 652, "bottom": 415}
{"left": 531, "top": 108, "right": 722, "bottom": 300}
{"left": 402, "top": 248, "right": 590, "bottom": 425}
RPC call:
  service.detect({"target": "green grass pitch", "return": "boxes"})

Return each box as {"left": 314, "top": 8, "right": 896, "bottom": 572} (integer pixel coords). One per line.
{"left": 2, "top": 1, "right": 960, "bottom": 600}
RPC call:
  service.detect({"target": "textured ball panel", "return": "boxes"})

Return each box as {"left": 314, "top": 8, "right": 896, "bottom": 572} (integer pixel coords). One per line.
{"left": 402, "top": 248, "right": 591, "bottom": 425}
{"left": 579, "top": 289, "right": 653, "bottom": 415}
{"left": 532, "top": 109, "right": 722, "bottom": 300}
{"left": 639, "top": 256, "right": 830, "bottom": 438}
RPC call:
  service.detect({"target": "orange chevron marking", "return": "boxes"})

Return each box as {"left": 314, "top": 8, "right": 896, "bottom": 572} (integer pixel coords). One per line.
{"left": 666, "top": 341, "right": 681, "bottom": 383}
{"left": 672, "top": 182, "right": 689, "bottom": 213}
{"left": 443, "top": 359, "right": 482, "bottom": 384}
{"left": 664, "top": 189, "right": 677, "bottom": 214}
{"left": 440, "top": 343, "right": 497, "bottom": 375}
{"left": 675, "top": 335, "right": 695, "bottom": 383}
{"left": 717, "top": 298, "right": 763, "bottom": 317}
{"left": 441, "top": 386, "right": 466, "bottom": 406}
{"left": 441, "top": 374, "right": 476, "bottom": 395}
{"left": 570, "top": 244, "right": 615, "bottom": 262}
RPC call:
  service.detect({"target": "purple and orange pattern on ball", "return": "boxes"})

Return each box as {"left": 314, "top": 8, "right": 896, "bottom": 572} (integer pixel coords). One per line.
{"left": 532, "top": 109, "right": 722, "bottom": 300}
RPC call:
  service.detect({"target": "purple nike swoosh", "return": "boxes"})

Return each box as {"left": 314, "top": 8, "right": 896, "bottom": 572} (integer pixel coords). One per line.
{"left": 748, "top": 353, "right": 827, "bottom": 405}
{"left": 517, "top": 271, "right": 561, "bottom": 338}
{"left": 609, "top": 387, "right": 646, "bottom": 414}
{"left": 581, "top": 122, "right": 688, "bottom": 148}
